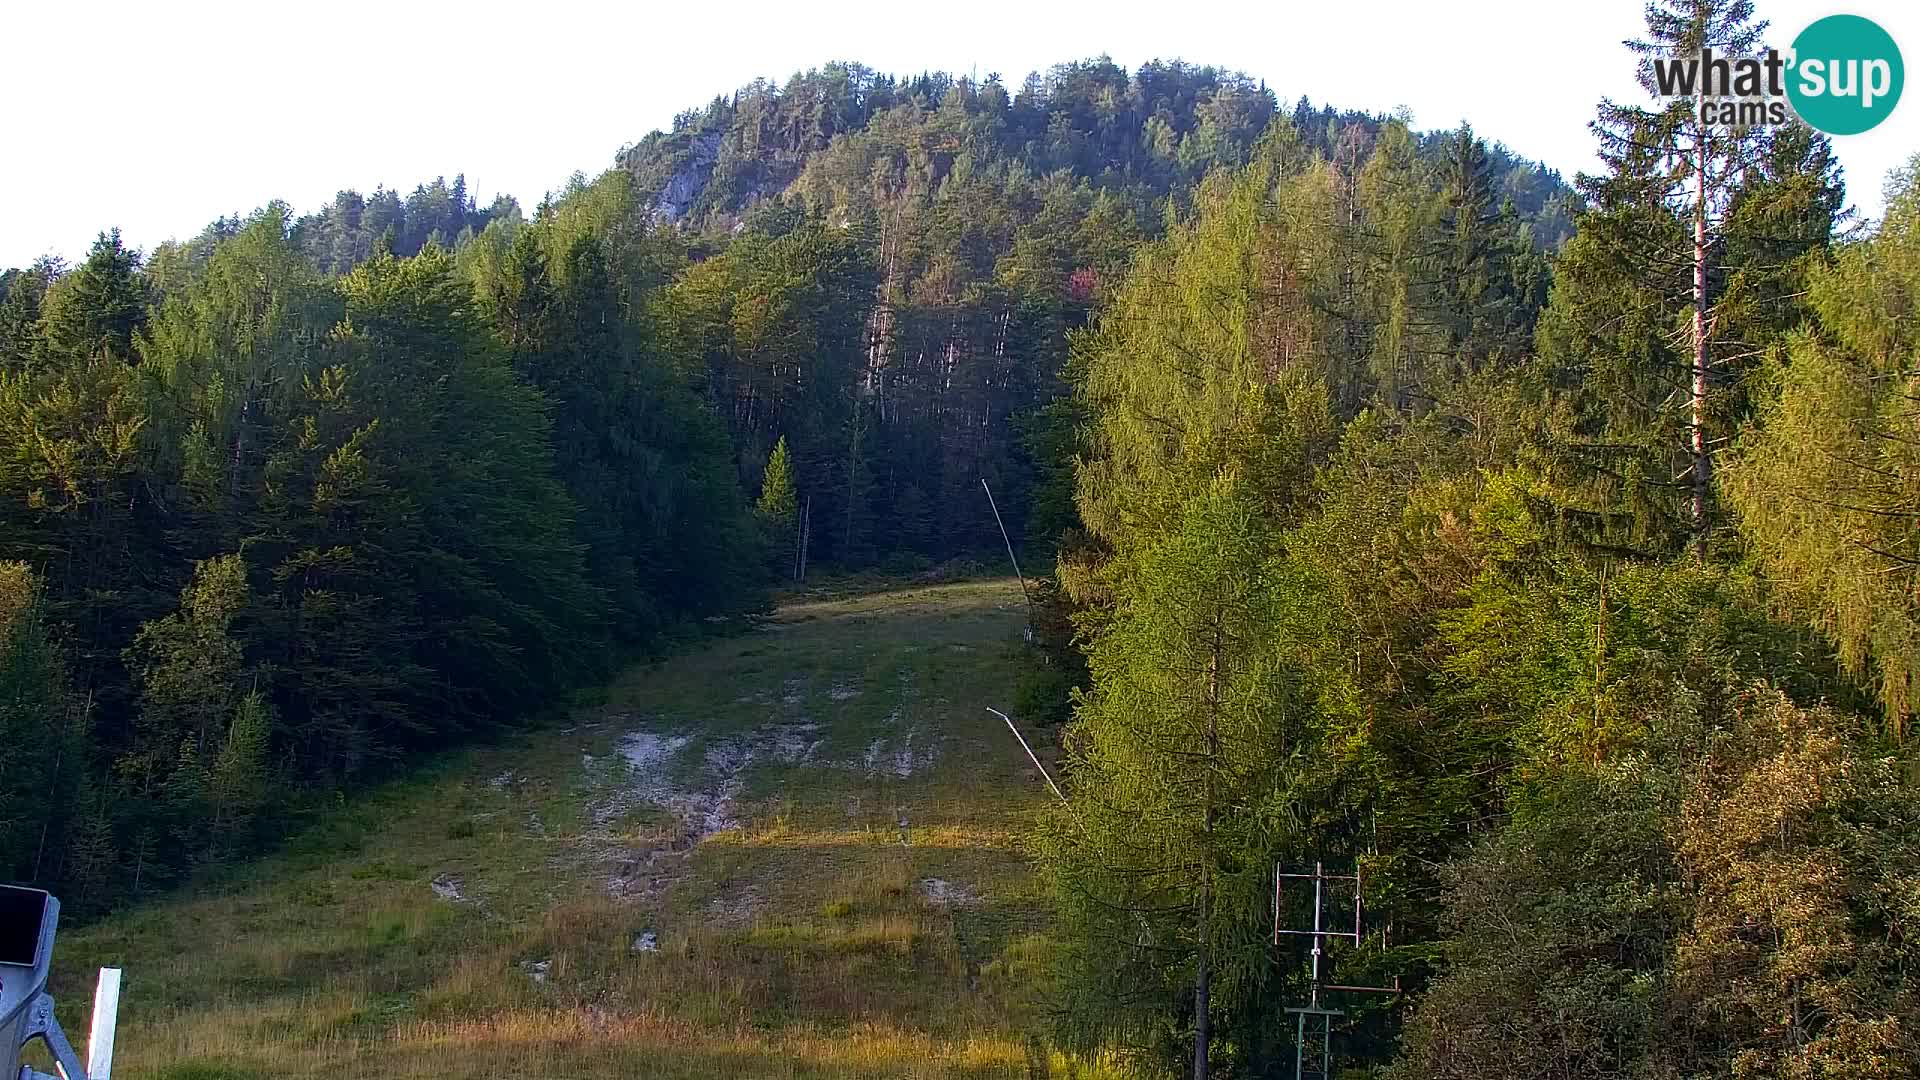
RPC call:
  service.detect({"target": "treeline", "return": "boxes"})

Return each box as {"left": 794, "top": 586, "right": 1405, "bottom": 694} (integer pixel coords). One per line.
{"left": 0, "top": 193, "right": 762, "bottom": 909}
{"left": 1037, "top": 2, "right": 1918, "bottom": 1077}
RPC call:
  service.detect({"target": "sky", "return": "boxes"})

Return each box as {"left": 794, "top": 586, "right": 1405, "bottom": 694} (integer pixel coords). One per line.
{"left": 5, "top": 0, "right": 1916, "bottom": 268}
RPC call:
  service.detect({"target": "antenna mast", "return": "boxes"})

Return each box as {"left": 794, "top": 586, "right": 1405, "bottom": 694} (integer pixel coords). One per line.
{"left": 1273, "top": 862, "right": 1398, "bottom": 1080}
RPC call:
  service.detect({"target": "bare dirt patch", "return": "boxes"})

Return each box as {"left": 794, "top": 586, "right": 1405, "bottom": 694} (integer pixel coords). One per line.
{"left": 431, "top": 872, "right": 468, "bottom": 903}
{"left": 861, "top": 707, "right": 940, "bottom": 778}
{"left": 918, "top": 878, "right": 981, "bottom": 907}
{"left": 591, "top": 722, "right": 823, "bottom": 900}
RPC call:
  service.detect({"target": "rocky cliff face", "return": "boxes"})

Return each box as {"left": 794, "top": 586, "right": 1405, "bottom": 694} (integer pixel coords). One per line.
{"left": 650, "top": 132, "right": 722, "bottom": 225}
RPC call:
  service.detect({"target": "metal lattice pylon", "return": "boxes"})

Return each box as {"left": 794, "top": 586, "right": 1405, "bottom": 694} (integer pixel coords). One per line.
{"left": 1285, "top": 1005, "right": 1340, "bottom": 1080}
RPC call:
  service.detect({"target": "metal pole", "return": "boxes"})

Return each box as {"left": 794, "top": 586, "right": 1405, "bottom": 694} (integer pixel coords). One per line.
{"left": 1320, "top": 1015, "right": 1331, "bottom": 1080}
{"left": 1354, "top": 865, "right": 1362, "bottom": 945}
{"left": 985, "top": 708, "right": 1070, "bottom": 808}
{"left": 1310, "top": 861, "right": 1323, "bottom": 1008}
{"left": 87, "top": 967, "right": 119, "bottom": 1080}
{"left": 980, "top": 480, "right": 1034, "bottom": 622}
{"left": 1293, "top": 1012, "right": 1305, "bottom": 1080}
{"left": 799, "top": 497, "right": 811, "bottom": 584}
{"left": 1273, "top": 865, "right": 1280, "bottom": 946}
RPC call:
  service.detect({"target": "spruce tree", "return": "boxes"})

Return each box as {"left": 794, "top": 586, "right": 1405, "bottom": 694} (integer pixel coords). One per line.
{"left": 0, "top": 261, "right": 55, "bottom": 372}
{"left": 1539, "top": 0, "right": 1841, "bottom": 552}
{"left": 38, "top": 230, "right": 148, "bottom": 365}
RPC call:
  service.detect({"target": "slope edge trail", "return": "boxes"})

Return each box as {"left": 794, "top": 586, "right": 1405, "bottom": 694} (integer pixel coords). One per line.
{"left": 53, "top": 579, "right": 1062, "bottom": 1080}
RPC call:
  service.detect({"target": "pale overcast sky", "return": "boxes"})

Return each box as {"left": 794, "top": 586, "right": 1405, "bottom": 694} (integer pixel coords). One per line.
{"left": 4, "top": 0, "right": 1916, "bottom": 267}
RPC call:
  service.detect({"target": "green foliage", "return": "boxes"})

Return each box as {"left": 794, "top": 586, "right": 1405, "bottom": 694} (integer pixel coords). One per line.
{"left": 1050, "top": 134, "right": 1565, "bottom": 1070}
{"left": 1041, "top": 21, "right": 1898, "bottom": 1070}
{"left": 122, "top": 554, "right": 252, "bottom": 793}
{"left": 1042, "top": 479, "right": 1320, "bottom": 1071}
{"left": 0, "top": 191, "right": 764, "bottom": 908}
{"left": 759, "top": 435, "right": 797, "bottom": 524}
{"left": 1069, "top": 153, "right": 1337, "bottom": 563}
{"left": 1532, "top": 0, "right": 1845, "bottom": 553}
{"left": 1725, "top": 157, "right": 1920, "bottom": 736}
{"left": 0, "top": 260, "right": 56, "bottom": 372}
{"left": 1, "top": 45, "right": 1905, "bottom": 1080}
{"left": 1393, "top": 686, "right": 1920, "bottom": 1079}
{"left": 472, "top": 201, "right": 764, "bottom": 638}
{"left": 0, "top": 563, "right": 89, "bottom": 886}
{"left": 38, "top": 230, "right": 148, "bottom": 365}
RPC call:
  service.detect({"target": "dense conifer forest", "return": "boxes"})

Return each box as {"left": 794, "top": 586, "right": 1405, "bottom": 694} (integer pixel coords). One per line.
{"left": 3, "top": 1, "right": 1918, "bottom": 1073}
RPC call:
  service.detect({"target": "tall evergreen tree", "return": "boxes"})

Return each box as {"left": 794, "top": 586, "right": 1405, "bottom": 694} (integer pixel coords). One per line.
{"left": 758, "top": 434, "right": 797, "bottom": 524}
{"left": 39, "top": 230, "right": 148, "bottom": 365}
{"left": 1043, "top": 480, "right": 1315, "bottom": 1078}
{"left": 1538, "top": 0, "right": 1842, "bottom": 552}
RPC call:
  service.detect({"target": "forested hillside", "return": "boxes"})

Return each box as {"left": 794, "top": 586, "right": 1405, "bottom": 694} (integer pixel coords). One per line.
{"left": 0, "top": 55, "right": 1574, "bottom": 920}
{"left": 6, "top": 1, "right": 1919, "bottom": 1074}
{"left": 1032, "top": 2, "right": 1919, "bottom": 1077}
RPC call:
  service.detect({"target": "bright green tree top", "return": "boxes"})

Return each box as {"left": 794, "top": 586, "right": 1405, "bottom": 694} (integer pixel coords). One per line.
{"left": 758, "top": 436, "right": 797, "bottom": 525}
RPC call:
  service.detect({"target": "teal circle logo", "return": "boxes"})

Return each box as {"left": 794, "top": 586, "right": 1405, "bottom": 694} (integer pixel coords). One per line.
{"left": 1786, "top": 14, "right": 1903, "bottom": 135}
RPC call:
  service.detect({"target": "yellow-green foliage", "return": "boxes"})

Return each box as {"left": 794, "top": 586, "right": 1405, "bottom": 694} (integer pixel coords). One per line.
{"left": 1726, "top": 156, "right": 1920, "bottom": 736}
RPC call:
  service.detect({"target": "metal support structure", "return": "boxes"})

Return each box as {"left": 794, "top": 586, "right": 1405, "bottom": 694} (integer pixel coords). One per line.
{"left": 1285, "top": 1006, "right": 1341, "bottom": 1080}
{"left": 1273, "top": 862, "right": 1361, "bottom": 1008}
{"left": 980, "top": 479, "right": 1034, "bottom": 629}
{"left": 0, "top": 887, "right": 118, "bottom": 1080}
{"left": 1273, "top": 862, "right": 1397, "bottom": 1080}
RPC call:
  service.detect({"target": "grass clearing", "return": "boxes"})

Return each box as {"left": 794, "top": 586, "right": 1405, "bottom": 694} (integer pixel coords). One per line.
{"left": 49, "top": 579, "right": 1110, "bottom": 1078}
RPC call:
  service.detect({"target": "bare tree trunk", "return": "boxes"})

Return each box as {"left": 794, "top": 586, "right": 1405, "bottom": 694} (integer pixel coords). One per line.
{"left": 1192, "top": 940, "right": 1210, "bottom": 1080}
{"left": 1690, "top": 116, "right": 1710, "bottom": 551}
{"left": 1193, "top": 628, "right": 1220, "bottom": 1080}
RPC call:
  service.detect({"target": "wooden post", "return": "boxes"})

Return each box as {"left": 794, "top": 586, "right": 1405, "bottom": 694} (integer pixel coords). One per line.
{"left": 798, "top": 497, "right": 812, "bottom": 584}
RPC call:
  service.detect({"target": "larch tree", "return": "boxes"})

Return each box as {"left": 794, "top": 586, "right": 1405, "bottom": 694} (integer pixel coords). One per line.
{"left": 1724, "top": 157, "right": 1920, "bottom": 737}
{"left": 1052, "top": 145, "right": 1338, "bottom": 1077}
{"left": 1043, "top": 478, "right": 1315, "bottom": 1079}
{"left": 759, "top": 434, "right": 798, "bottom": 525}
